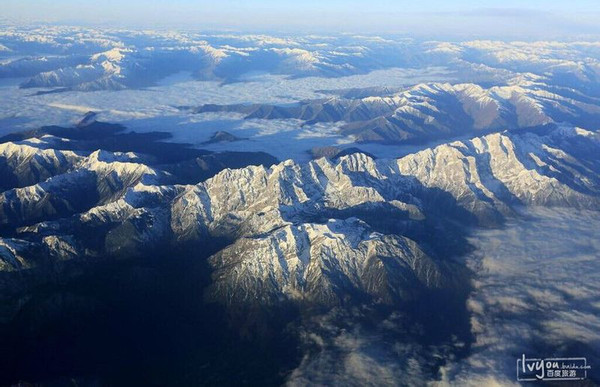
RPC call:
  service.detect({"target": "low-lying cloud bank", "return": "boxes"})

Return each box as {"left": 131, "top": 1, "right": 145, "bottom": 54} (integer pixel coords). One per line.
{"left": 442, "top": 207, "right": 600, "bottom": 385}
{"left": 286, "top": 207, "right": 600, "bottom": 386}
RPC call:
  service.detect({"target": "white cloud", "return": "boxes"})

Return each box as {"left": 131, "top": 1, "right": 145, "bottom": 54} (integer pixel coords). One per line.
{"left": 441, "top": 207, "right": 600, "bottom": 384}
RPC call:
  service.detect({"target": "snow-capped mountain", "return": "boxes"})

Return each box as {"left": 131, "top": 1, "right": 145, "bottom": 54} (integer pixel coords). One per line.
{"left": 2, "top": 27, "right": 600, "bottom": 92}
{"left": 191, "top": 81, "right": 600, "bottom": 144}
{"left": 0, "top": 141, "right": 83, "bottom": 190}
{"left": 1, "top": 121, "right": 598, "bottom": 311}
{"left": 206, "top": 218, "right": 443, "bottom": 307}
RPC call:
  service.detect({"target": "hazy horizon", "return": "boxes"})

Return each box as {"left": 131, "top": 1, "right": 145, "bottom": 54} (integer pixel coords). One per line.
{"left": 2, "top": 0, "right": 600, "bottom": 40}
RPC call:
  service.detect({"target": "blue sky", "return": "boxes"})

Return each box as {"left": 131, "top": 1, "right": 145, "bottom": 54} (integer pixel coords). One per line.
{"left": 3, "top": 0, "right": 600, "bottom": 39}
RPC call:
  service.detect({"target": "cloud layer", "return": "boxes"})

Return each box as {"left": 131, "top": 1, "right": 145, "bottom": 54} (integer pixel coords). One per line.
{"left": 441, "top": 207, "right": 600, "bottom": 385}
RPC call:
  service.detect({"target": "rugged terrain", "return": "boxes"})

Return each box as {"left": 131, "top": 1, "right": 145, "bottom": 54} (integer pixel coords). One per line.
{"left": 1, "top": 27, "right": 600, "bottom": 385}
{"left": 189, "top": 81, "right": 600, "bottom": 144}
{"left": 1, "top": 121, "right": 598, "bottom": 310}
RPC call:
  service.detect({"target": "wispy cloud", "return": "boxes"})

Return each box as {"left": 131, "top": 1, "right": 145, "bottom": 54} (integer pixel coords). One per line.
{"left": 441, "top": 207, "right": 600, "bottom": 384}
{"left": 462, "top": 7, "right": 552, "bottom": 18}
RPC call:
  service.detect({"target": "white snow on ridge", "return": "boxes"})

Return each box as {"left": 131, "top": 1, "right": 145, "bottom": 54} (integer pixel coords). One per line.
{"left": 0, "top": 66, "right": 453, "bottom": 161}
{"left": 90, "top": 47, "right": 129, "bottom": 63}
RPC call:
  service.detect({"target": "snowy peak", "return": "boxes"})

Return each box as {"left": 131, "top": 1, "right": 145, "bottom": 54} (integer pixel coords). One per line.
{"left": 1, "top": 121, "right": 599, "bottom": 311}
{"left": 90, "top": 47, "right": 129, "bottom": 63}
{"left": 207, "top": 218, "right": 442, "bottom": 307}
{"left": 396, "top": 126, "right": 600, "bottom": 219}
{"left": 191, "top": 81, "right": 600, "bottom": 145}
{"left": 0, "top": 142, "right": 83, "bottom": 190}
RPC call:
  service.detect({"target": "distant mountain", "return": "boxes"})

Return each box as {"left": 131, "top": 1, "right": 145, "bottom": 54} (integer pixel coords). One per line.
{"left": 189, "top": 81, "right": 600, "bottom": 144}
{"left": 76, "top": 111, "right": 98, "bottom": 128}
{"left": 309, "top": 146, "right": 374, "bottom": 160}
{"left": 202, "top": 131, "right": 246, "bottom": 145}
{"left": 2, "top": 28, "right": 600, "bottom": 92}
{"left": 14, "top": 46, "right": 226, "bottom": 90}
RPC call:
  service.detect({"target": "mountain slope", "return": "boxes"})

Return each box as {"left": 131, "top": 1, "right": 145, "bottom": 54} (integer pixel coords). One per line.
{"left": 1, "top": 124, "right": 598, "bottom": 312}
{"left": 190, "top": 82, "right": 600, "bottom": 144}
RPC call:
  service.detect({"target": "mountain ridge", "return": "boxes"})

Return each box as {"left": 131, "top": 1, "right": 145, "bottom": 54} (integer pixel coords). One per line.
{"left": 1, "top": 123, "right": 598, "bottom": 314}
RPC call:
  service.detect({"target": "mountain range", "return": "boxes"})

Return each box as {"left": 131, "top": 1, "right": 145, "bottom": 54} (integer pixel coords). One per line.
{"left": 2, "top": 26, "right": 600, "bottom": 385}
{"left": 189, "top": 81, "right": 600, "bottom": 144}
{"left": 1, "top": 121, "right": 598, "bottom": 315}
